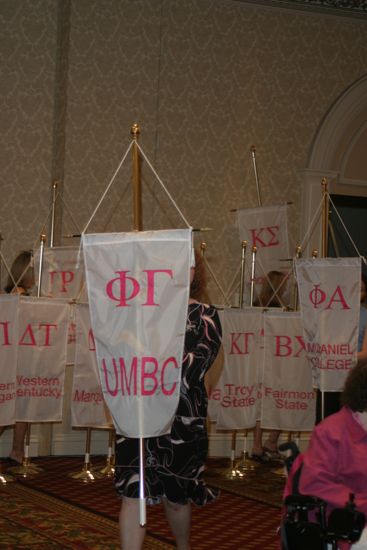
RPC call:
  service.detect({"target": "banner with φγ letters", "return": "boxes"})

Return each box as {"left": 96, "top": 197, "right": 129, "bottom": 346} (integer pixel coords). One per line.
{"left": 82, "top": 229, "right": 192, "bottom": 438}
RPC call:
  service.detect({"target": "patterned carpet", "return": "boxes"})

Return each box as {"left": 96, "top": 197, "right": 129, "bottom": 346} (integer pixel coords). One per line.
{"left": 0, "top": 455, "right": 285, "bottom": 549}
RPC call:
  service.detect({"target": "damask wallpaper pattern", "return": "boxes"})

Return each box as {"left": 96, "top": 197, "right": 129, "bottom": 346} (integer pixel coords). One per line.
{"left": 1, "top": 0, "right": 367, "bottom": 301}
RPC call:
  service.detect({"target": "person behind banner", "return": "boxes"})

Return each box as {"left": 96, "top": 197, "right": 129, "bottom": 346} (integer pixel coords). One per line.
{"left": 252, "top": 270, "right": 287, "bottom": 462}
{"left": 0, "top": 250, "right": 34, "bottom": 464}
{"left": 284, "top": 360, "right": 367, "bottom": 550}
{"left": 114, "top": 250, "right": 222, "bottom": 550}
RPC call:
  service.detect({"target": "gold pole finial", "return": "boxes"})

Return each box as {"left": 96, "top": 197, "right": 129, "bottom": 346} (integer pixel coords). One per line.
{"left": 312, "top": 249, "right": 318, "bottom": 258}
{"left": 250, "top": 145, "right": 256, "bottom": 153}
{"left": 200, "top": 242, "right": 206, "bottom": 255}
{"left": 40, "top": 233, "right": 47, "bottom": 244}
{"left": 131, "top": 123, "right": 141, "bottom": 139}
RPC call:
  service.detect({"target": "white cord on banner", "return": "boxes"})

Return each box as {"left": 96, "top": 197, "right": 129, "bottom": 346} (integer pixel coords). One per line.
{"left": 0, "top": 251, "right": 16, "bottom": 289}
{"left": 0, "top": 250, "right": 33, "bottom": 292}
{"left": 59, "top": 191, "right": 82, "bottom": 234}
{"left": 136, "top": 142, "right": 191, "bottom": 228}
{"left": 202, "top": 255, "right": 232, "bottom": 306}
{"left": 298, "top": 196, "right": 324, "bottom": 252}
{"left": 224, "top": 261, "right": 241, "bottom": 303}
{"left": 254, "top": 254, "right": 293, "bottom": 309}
{"left": 82, "top": 141, "right": 134, "bottom": 234}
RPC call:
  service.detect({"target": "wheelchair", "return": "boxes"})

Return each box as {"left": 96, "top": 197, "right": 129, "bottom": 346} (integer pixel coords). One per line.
{"left": 279, "top": 441, "right": 366, "bottom": 550}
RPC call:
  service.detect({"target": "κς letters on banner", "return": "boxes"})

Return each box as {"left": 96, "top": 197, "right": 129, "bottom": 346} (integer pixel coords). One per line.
{"left": 236, "top": 205, "right": 290, "bottom": 295}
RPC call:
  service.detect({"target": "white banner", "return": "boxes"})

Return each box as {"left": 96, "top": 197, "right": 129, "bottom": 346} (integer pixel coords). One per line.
{"left": 0, "top": 295, "right": 19, "bottom": 426}
{"left": 15, "top": 297, "right": 69, "bottom": 422}
{"left": 295, "top": 257, "right": 361, "bottom": 391}
{"left": 34, "top": 246, "right": 86, "bottom": 300}
{"left": 261, "top": 311, "right": 316, "bottom": 431}
{"left": 71, "top": 303, "right": 112, "bottom": 428}
{"left": 236, "top": 204, "right": 290, "bottom": 291}
{"left": 33, "top": 246, "right": 86, "bottom": 365}
{"left": 82, "top": 229, "right": 192, "bottom": 438}
{"left": 208, "top": 308, "right": 263, "bottom": 430}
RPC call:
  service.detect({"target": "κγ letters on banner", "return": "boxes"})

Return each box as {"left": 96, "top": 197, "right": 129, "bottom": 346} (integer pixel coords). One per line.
{"left": 82, "top": 229, "right": 192, "bottom": 438}
{"left": 209, "top": 308, "right": 263, "bottom": 430}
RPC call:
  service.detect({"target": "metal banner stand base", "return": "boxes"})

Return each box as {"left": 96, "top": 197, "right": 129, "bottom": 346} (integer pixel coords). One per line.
{"left": 7, "top": 455, "right": 44, "bottom": 478}
{"left": 223, "top": 432, "right": 244, "bottom": 479}
{"left": 69, "top": 428, "right": 104, "bottom": 483}
{"left": 99, "top": 429, "right": 115, "bottom": 478}
{"left": 236, "top": 450, "right": 256, "bottom": 475}
{"left": 0, "top": 468, "right": 16, "bottom": 484}
{"left": 7, "top": 424, "right": 44, "bottom": 478}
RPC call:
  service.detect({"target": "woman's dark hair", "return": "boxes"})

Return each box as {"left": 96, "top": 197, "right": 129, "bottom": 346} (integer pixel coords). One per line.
{"left": 4, "top": 250, "right": 34, "bottom": 294}
{"left": 341, "top": 361, "right": 367, "bottom": 412}
{"left": 190, "top": 249, "right": 210, "bottom": 303}
{"left": 259, "top": 270, "right": 286, "bottom": 307}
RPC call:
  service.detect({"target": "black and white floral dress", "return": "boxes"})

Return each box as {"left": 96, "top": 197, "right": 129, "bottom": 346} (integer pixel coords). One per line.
{"left": 114, "top": 302, "right": 222, "bottom": 506}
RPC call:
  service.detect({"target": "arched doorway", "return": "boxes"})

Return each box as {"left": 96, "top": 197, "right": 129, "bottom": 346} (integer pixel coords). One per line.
{"left": 299, "top": 74, "right": 367, "bottom": 258}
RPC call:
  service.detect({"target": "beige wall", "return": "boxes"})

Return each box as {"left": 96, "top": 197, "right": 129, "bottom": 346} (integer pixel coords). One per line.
{"left": 1, "top": 0, "right": 367, "bottom": 301}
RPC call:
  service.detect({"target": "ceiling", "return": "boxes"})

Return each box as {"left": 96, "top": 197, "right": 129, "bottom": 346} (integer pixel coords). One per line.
{"left": 235, "top": 0, "right": 367, "bottom": 19}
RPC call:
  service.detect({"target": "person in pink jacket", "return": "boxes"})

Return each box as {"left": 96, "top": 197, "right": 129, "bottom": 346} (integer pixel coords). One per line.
{"left": 284, "top": 361, "right": 367, "bottom": 549}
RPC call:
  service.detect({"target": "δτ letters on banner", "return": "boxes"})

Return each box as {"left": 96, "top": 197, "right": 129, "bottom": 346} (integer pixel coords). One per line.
{"left": 15, "top": 297, "right": 70, "bottom": 422}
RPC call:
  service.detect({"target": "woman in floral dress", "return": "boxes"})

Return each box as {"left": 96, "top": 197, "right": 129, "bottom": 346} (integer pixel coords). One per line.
{"left": 115, "top": 252, "right": 222, "bottom": 550}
